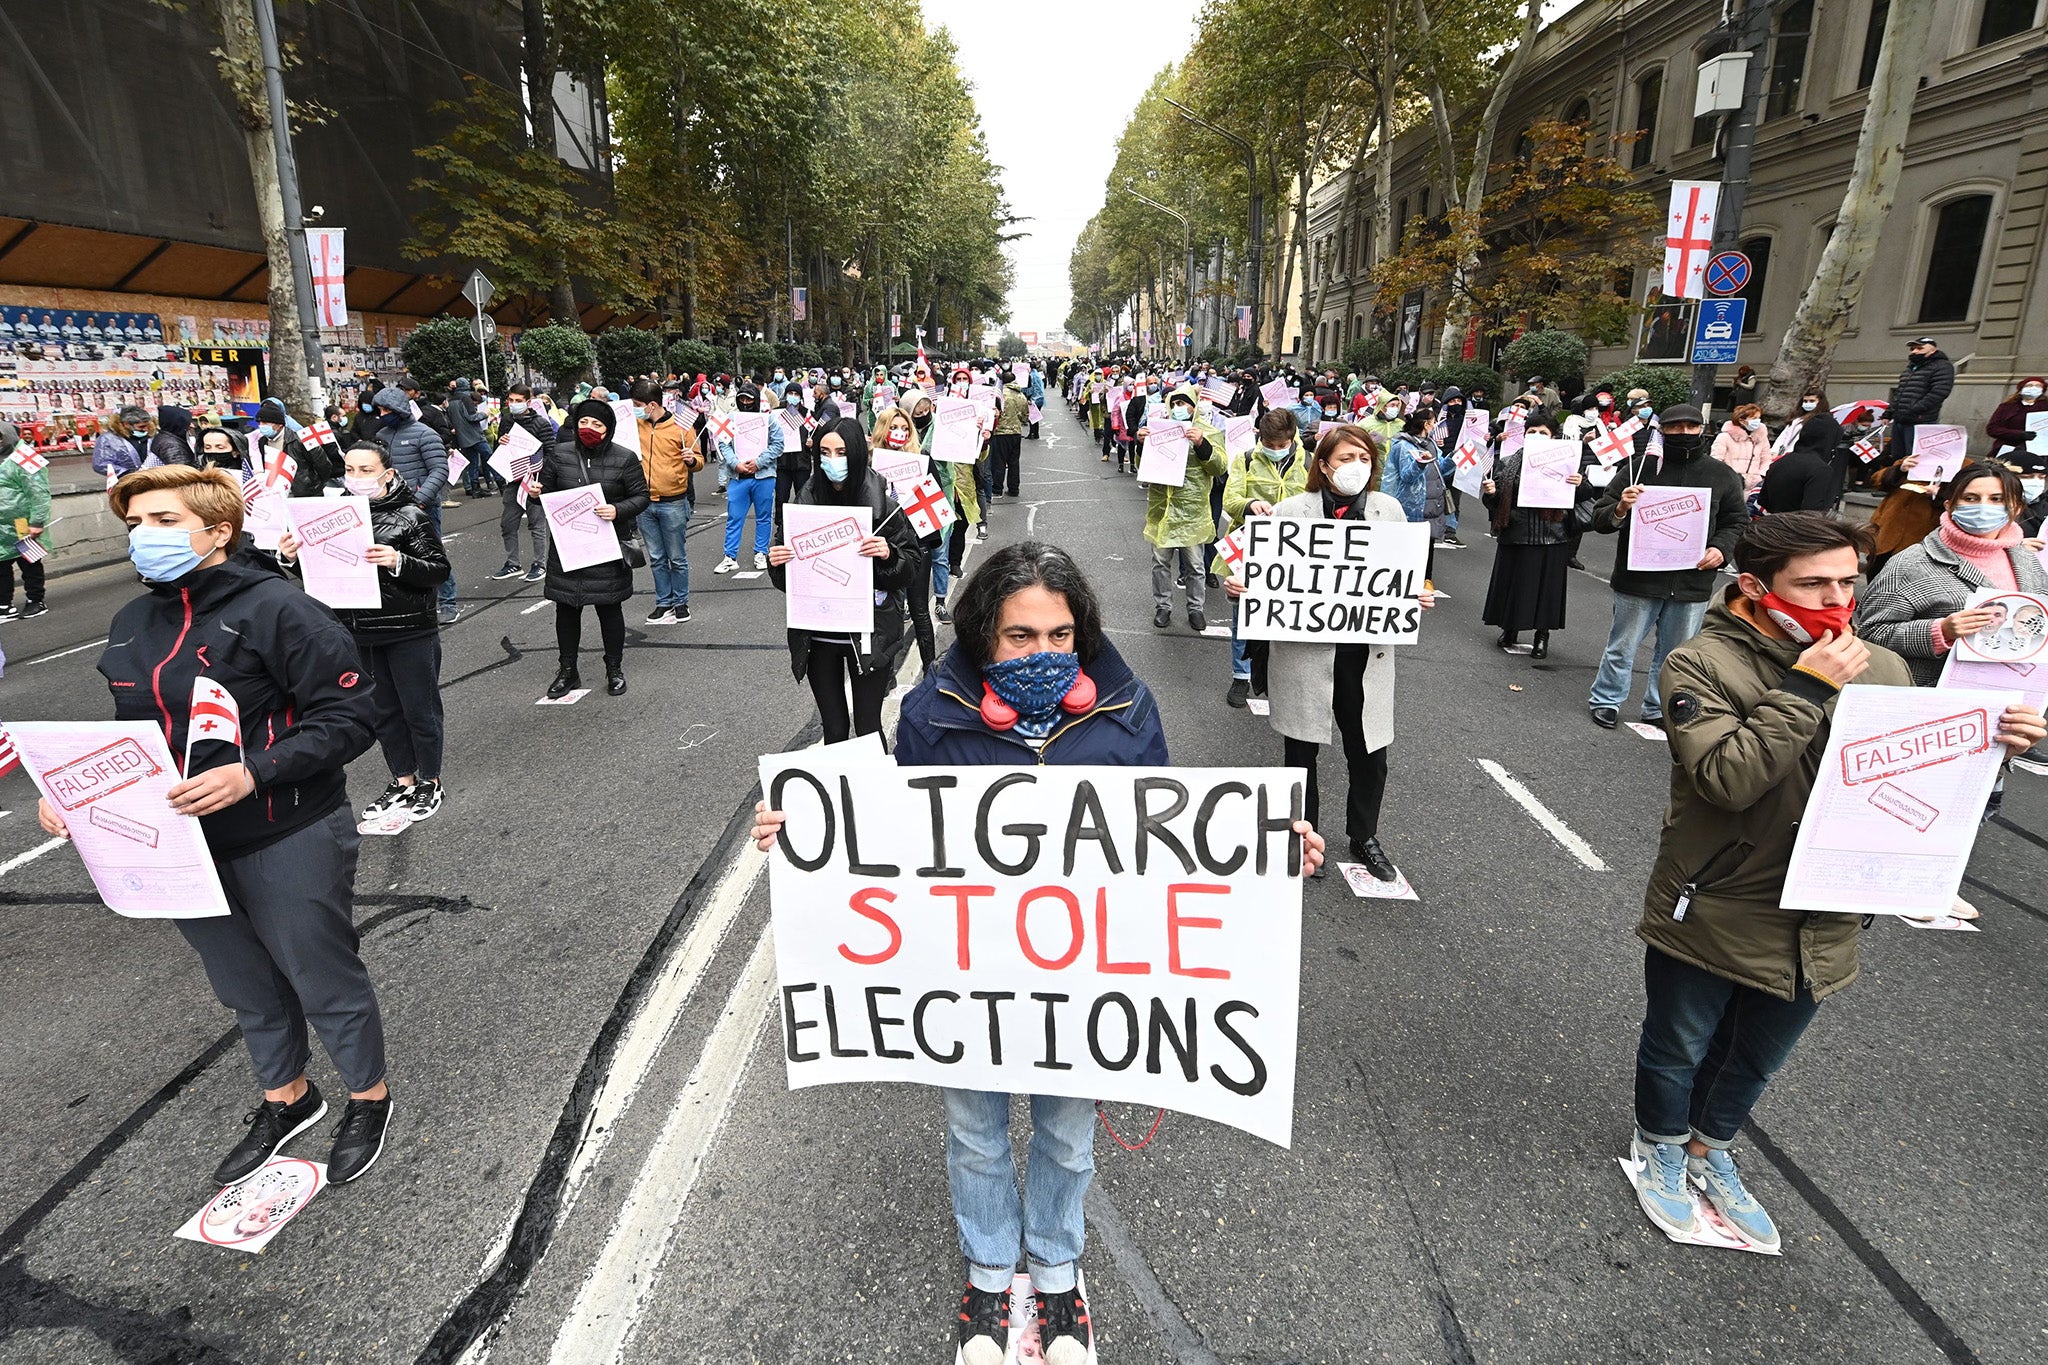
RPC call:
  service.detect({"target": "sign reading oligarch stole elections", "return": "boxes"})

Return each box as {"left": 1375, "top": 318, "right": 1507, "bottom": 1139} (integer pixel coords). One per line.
{"left": 1233, "top": 515, "right": 1432, "bottom": 645}
{"left": 760, "top": 745, "right": 1306, "bottom": 1147}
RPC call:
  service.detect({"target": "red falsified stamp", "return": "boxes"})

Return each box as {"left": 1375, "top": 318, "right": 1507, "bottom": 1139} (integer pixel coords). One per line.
{"left": 45, "top": 737, "right": 162, "bottom": 810}
{"left": 1840, "top": 709, "right": 1991, "bottom": 785}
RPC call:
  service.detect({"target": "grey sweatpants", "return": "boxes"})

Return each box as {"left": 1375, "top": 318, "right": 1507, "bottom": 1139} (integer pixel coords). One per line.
{"left": 1151, "top": 545, "right": 1206, "bottom": 613}
{"left": 175, "top": 806, "right": 386, "bottom": 1093}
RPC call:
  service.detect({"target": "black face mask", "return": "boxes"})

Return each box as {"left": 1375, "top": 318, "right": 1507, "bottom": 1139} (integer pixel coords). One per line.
{"left": 1664, "top": 431, "right": 1704, "bottom": 460}
{"left": 378, "top": 410, "right": 408, "bottom": 429}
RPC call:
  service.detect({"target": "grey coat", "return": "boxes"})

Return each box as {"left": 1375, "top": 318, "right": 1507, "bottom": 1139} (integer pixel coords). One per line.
{"left": 1855, "top": 527, "right": 2048, "bottom": 685}
{"left": 1263, "top": 489, "right": 1406, "bottom": 750}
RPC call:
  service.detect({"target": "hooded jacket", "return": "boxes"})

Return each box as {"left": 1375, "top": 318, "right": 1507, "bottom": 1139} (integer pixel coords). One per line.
{"left": 152, "top": 405, "right": 197, "bottom": 468}
{"left": 894, "top": 637, "right": 1168, "bottom": 768}
{"left": 1142, "top": 383, "right": 1229, "bottom": 549}
{"left": 1590, "top": 440, "right": 1747, "bottom": 601}
{"left": 305, "top": 474, "right": 451, "bottom": 636}
{"left": 370, "top": 386, "right": 449, "bottom": 505}
{"left": 540, "top": 400, "right": 652, "bottom": 607}
{"left": 447, "top": 379, "right": 486, "bottom": 447}
{"left": 0, "top": 435, "right": 52, "bottom": 558}
{"left": 97, "top": 553, "right": 376, "bottom": 859}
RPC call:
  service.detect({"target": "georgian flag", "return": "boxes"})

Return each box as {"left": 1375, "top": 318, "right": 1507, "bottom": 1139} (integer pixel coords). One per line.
{"left": 185, "top": 677, "right": 242, "bottom": 775}
{"left": 9, "top": 448, "right": 48, "bottom": 474}
{"left": 303, "top": 419, "right": 338, "bottom": 448}
{"left": 0, "top": 725, "right": 18, "bottom": 779}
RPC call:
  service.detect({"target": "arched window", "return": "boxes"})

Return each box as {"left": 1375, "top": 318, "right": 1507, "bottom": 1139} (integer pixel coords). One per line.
{"left": 1513, "top": 126, "right": 1535, "bottom": 161}
{"left": 1631, "top": 71, "right": 1662, "bottom": 169}
{"left": 1916, "top": 194, "right": 1995, "bottom": 323}
{"left": 1563, "top": 96, "right": 1592, "bottom": 126}
{"left": 1765, "top": 1, "right": 1814, "bottom": 121}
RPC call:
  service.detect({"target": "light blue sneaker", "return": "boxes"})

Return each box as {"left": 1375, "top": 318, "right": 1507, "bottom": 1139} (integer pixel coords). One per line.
{"left": 1630, "top": 1135, "right": 1697, "bottom": 1235}
{"left": 1688, "top": 1147, "right": 1780, "bottom": 1251}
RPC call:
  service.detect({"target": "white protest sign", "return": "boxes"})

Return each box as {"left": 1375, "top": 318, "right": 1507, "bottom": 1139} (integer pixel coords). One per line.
{"left": 759, "top": 750, "right": 1306, "bottom": 1147}
{"left": 244, "top": 487, "right": 288, "bottom": 551}
{"left": 1782, "top": 685, "right": 2018, "bottom": 915}
{"left": 6, "top": 722, "right": 232, "bottom": 918}
{"left": 539, "top": 487, "right": 624, "bottom": 572}
{"left": 1222, "top": 414, "right": 1257, "bottom": 459}
{"left": 1516, "top": 435, "right": 1581, "bottom": 510}
{"left": 729, "top": 412, "right": 771, "bottom": 464}
{"left": 608, "top": 400, "right": 641, "bottom": 456}
{"left": 928, "top": 397, "right": 982, "bottom": 463}
{"left": 1235, "top": 515, "right": 1432, "bottom": 644}
{"left": 490, "top": 423, "right": 543, "bottom": 482}
{"left": 1910, "top": 424, "right": 1969, "bottom": 485}
{"left": 1259, "top": 377, "right": 1297, "bottom": 411}
{"left": 873, "top": 445, "right": 924, "bottom": 488}
{"left": 1954, "top": 588, "right": 2048, "bottom": 667}
{"left": 287, "top": 496, "right": 380, "bottom": 609}
{"left": 1137, "top": 419, "right": 1192, "bottom": 487}
{"left": 782, "top": 502, "right": 873, "bottom": 632}
{"left": 1626, "top": 487, "right": 1710, "bottom": 572}
{"left": 2026, "top": 409, "right": 2048, "bottom": 451}
{"left": 1940, "top": 591, "right": 2048, "bottom": 712}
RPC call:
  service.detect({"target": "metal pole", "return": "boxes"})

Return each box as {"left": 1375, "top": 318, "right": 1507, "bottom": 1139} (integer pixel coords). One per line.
{"left": 1690, "top": 0, "right": 1776, "bottom": 409}
{"left": 785, "top": 215, "right": 794, "bottom": 344}
{"left": 252, "top": 0, "right": 325, "bottom": 404}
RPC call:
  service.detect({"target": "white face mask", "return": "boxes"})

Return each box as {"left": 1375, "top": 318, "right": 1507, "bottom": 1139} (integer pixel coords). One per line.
{"left": 2023, "top": 478, "right": 2046, "bottom": 501}
{"left": 1329, "top": 461, "right": 1370, "bottom": 497}
{"left": 1744, "top": 418, "right": 1762, "bottom": 431}
{"left": 1800, "top": 400, "right": 1818, "bottom": 412}
{"left": 2023, "top": 386, "right": 2044, "bottom": 401}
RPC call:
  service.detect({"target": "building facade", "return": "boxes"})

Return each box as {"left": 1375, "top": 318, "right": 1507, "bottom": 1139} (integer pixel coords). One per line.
{"left": 1304, "top": 0, "right": 2047, "bottom": 436}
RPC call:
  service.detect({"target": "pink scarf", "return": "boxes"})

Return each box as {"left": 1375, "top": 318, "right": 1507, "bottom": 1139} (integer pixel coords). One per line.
{"left": 1937, "top": 513, "right": 2021, "bottom": 591}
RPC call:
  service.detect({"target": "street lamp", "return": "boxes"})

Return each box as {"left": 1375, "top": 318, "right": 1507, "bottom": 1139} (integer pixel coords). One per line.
{"left": 1121, "top": 181, "right": 1194, "bottom": 361}
{"left": 1165, "top": 97, "right": 1260, "bottom": 356}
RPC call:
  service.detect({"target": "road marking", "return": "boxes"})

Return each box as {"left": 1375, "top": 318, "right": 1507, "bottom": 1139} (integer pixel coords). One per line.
{"left": 1475, "top": 759, "right": 1609, "bottom": 871}
{"left": 545, "top": 927, "right": 776, "bottom": 1365}
{"left": 0, "top": 837, "right": 70, "bottom": 877}
{"left": 25, "top": 638, "right": 107, "bottom": 665}
{"left": 444, "top": 532, "right": 464, "bottom": 541}
{"left": 522, "top": 600, "right": 552, "bottom": 615}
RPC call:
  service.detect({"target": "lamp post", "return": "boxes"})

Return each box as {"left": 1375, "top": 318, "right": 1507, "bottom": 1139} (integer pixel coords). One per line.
{"left": 1165, "top": 97, "right": 1260, "bottom": 356}
{"left": 1122, "top": 182, "right": 1194, "bottom": 363}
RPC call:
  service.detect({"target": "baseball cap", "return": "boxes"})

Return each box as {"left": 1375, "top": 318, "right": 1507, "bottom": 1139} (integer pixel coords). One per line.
{"left": 1908, "top": 336, "right": 1938, "bottom": 347}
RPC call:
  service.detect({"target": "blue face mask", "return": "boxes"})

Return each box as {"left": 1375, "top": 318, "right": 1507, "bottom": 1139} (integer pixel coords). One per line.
{"left": 379, "top": 410, "right": 407, "bottom": 429}
{"left": 786, "top": 393, "right": 802, "bottom": 408}
{"left": 1951, "top": 503, "right": 2011, "bottom": 535}
{"left": 257, "top": 423, "right": 280, "bottom": 441}
{"left": 129, "top": 525, "right": 210, "bottom": 582}
{"left": 984, "top": 650, "right": 1081, "bottom": 738}
{"left": 819, "top": 454, "right": 849, "bottom": 483}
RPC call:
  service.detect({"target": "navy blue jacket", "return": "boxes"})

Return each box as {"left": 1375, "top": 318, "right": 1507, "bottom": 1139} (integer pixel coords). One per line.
{"left": 894, "top": 638, "right": 1169, "bottom": 767}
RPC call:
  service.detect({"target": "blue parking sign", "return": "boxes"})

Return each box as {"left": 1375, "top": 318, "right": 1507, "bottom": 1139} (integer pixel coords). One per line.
{"left": 1690, "top": 298, "right": 1745, "bottom": 364}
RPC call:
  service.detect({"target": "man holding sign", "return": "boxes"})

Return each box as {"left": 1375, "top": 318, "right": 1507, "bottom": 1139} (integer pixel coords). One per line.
{"left": 1586, "top": 404, "right": 1747, "bottom": 730}
{"left": 1138, "top": 383, "right": 1230, "bottom": 632}
{"left": 753, "top": 543, "right": 1325, "bottom": 1365}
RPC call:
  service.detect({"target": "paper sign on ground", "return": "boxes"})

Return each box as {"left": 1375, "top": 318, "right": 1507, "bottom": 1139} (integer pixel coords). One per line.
{"left": 758, "top": 749, "right": 1306, "bottom": 1146}
{"left": 490, "top": 424, "right": 542, "bottom": 482}
{"left": 782, "top": 502, "right": 872, "bottom": 632}
{"left": 288, "top": 496, "right": 380, "bottom": 609}
{"left": 1626, "top": 487, "right": 1710, "bottom": 572}
{"left": 1222, "top": 414, "right": 1257, "bottom": 459}
{"left": 6, "top": 722, "right": 231, "bottom": 918}
{"left": 1339, "top": 863, "right": 1419, "bottom": 901}
{"left": 1235, "top": 515, "right": 1432, "bottom": 645}
{"left": 1516, "top": 435, "right": 1581, "bottom": 510}
{"left": 539, "top": 487, "right": 623, "bottom": 572}
{"left": 928, "top": 397, "right": 981, "bottom": 463}
{"left": 1616, "top": 1157, "right": 1778, "bottom": 1255}
{"left": 1137, "top": 419, "right": 1192, "bottom": 487}
{"left": 174, "top": 1157, "right": 325, "bottom": 1253}
{"left": 608, "top": 401, "right": 641, "bottom": 456}
{"left": 1781, "top": 684, "right": 2017, "bottom": 916}
{"left": 1910, "top": 424, "right": 1969, "bottom": 485}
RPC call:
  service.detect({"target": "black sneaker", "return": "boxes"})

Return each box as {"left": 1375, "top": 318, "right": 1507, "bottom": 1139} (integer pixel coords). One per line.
{"left": 1351, "top": 837, "right": 1399, "bottom": 884}
{"left": 488, "top": 560, "right": 523, "bottom": 580}
{"left": 955, "top": 1283, "right": 1010, "bottom": 1365}
{"left": 525, "top": 563, "right": 545, "bottom": 583}
{"left": 673, "top": 603, "right": 692, "bottom": 624}
{"left": 328, "top": 1096, "right": 392, "bottom": 1184}
{"left": 1226, "top": 678, "right": 1249, "bottom": 709}
{"left": 215, "top": 1083, "right": 326, "bottom": 1186}
{"left": 606, "top": 665, "right": 627, "bottom": 696}
{"left": 0, "top": 603, "right": 15, "bottom": 619}
{"left": 404, "top": 779, "right": 442, "bottom": 822}
{"left": 644, "top": 605, "right": 675, "bottom": 625}
{"left": 1187, "top": 609, "right": 1206, "bottom": 633}
{"left": 546, "top": 666, "right": 581, "bottom": 699}
{"left": 1037, "top": 1285, "right": 1093, "bottom": 1365}
{"left": 1153, "top": 605, "right": 1172, "bottom": 628}
{"left": 935, "top": 598, "right": 952, "bottom": 625}
{"left": 359, "top": 779, "right": 411, "bottom": 825}
{"left": 15, "top": 600, "right": 47, "bottom": 620}
{"left": 1590, "top": 705, "right": 1620, "bottom": 730}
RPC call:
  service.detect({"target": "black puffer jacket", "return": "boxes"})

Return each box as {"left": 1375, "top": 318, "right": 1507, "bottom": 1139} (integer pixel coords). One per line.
{"left": 311, "top": 475, "right": 450, "bottom": 637}
{"left": 540, "top": 400, "right": 651, "bottom": 607}
{"left": 1890, "top": 349, "right": 1955, "bottom": 427}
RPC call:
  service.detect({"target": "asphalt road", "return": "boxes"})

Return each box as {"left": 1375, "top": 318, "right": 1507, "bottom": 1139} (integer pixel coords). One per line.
{"left": 0, "top": 400, "right": 2043, "bottom": 1365}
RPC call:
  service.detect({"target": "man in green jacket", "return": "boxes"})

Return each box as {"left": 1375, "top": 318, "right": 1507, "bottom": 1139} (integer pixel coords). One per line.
{"left": 1216, "top": 408, "right": 1310, "bottom": 706}
{"left": 1629, "top": 512, "right": 2044, "bottom": 1251}
{"left": 1138, "top": 382, "right": 1229, "bottom": 632}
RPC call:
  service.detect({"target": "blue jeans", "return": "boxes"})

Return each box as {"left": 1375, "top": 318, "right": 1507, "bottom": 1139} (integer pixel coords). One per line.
{"left": 1588, "top": 592, "right": 1708, "bottom": 715}
{"left": 1230, "top": 595, "right": 1250, "bottom": 680}
{"left": 1634, "top": 947, "right": 1820, "bottom": 1148}
{"left": 932, "top": 544, "right": 950, "bottom": 601}
{"left": 724, "top": 475, "right": 773, "bottom": 558}
{"left": 639, "top": 499, "right": 692, "bottom": 608}
{"left": 426, "top": 504, "right": 457, "bottom": 609}
{"left": 943, "top": 1089, "right": 1095, "bottom": 1294}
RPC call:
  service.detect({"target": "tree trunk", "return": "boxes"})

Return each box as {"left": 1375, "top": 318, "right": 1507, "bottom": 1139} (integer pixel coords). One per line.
{"left": 1765, "top": 0, "right": 1935, "bottom": 419}
{"left": 1435, "top": 0, "right": 1544, "bottom": 358}
{"left": 521, "top": 0, "right": 578, "bottom": 325}
{"left": 206, "top": 0, "right": 314, "bottom": 417}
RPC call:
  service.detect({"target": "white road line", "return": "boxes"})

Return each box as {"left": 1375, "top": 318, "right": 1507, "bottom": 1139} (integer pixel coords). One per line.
{"left": 444, "top": 532, "right": 465, "bottom": 541}
{"left": 1475, "top": 759, "right": 1609, "bottom": 872}
{"left": 0, "top": 837, "right": 70, "bottom": 877}
{"left": 25, "top": 638, "right": 107, "bottom": 665}
{"left": 546, "top": 927, "right": 776, "bottom": 1365}
{"left": 522, "top": 600, "right": 552, "bottom": 615}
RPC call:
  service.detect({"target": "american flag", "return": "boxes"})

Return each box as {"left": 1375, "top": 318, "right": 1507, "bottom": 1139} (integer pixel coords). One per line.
{"left": 0, "top": 724, "right": 17, "bottom": 779}
{"left": 185, "top": 676, "right": 242, "bottom": 775}
{"left": 505, "top": 448, "right": 542, "bottom": 480}
{"left": 240, "top": 467, "right": 265, "bottom": 508}
{"left": 15, "top": 536, "right": 46, "bottom": 563}
{"left": 8, "top": 448, "right": 48, "bottom": 474}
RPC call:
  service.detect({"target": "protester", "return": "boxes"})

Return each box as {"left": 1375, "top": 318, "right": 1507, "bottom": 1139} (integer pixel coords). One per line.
{"left": 1481, "top": 413, "right": 1587, "bottom": 658}
{"left": 1138, "top": 382, "right": 1228, "bottom": 632}
{"left": 541, "top": 401, "right": 650, "bottom": 699}
{"left": 754, "top": 540, "right": 1324, "bottom": 1365}
{"left": 1887, "top": 336, "right": 1955, "bottom": 458}
{"left": 489, "top": 382, "right": 558, "bottom": 583}
{"left": 632, "top": 378, "right": 704, "bottom": 626}
{"left": 153, "top": 404, "right": 198, "bottom": 468}
{"left": 1227, "top": 424, "right": 1435, "bottom": 883}
{"left": 1585, "top": 404, "right": 1747, "bottom": 728}
{"left": 253, "top": 398, "right": 340, "bottom": 499}
{"left": 277, "top": 444, "right": 451, "bottom": 829}
{"left": 715, "top": 381, "right": 783, "bottom": 574}
{"left": 43, "top": 465, "right": 392, "bottom": 1184}
{"left": 92, "top": 405, "right": 155, "bottom": 478}
{"left": 989, "top": 369, "right": 1027, "bottom": 499}
{"left": 1218, "top": 408, "right": 1308, "bottom": 707}
{"left": 194, "top": 426, "right": 243, "bottom": 473}
{"left": 1986, "top": 376, "right": 2047, "bottom": 467}
{"left": 1626, "top": 510, "right": 2043, "bottom": 1250}
{"left": 370, "top": 386, "right": 456, "bottom": 623}
{"left": 766, "top": 418, "right": 922, "bottom": 741}
{"left": 447, "top": 378, "right": 498, "bottom": 497}
{"left": 1710, "top": 404, "right": 1772, "bottom": 495}
{"left": 1757, "top": 425, "right": 1840, "bottom": 514}
{"left": 870, "top": 404, "right": 947, "bottom": 670}
{"left": 0, "top": 421, "right": 52, "bottom": 619}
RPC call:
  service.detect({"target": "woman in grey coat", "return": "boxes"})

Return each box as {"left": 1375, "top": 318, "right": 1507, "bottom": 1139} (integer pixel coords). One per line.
{"left": 1225, "top": 423, "right": 1437, "bottom": 883}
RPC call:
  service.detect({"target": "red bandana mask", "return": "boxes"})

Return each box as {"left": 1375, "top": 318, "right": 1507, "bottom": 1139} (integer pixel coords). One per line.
{"left": 1759, "top": 591, "right": 1854, "bottom": 645}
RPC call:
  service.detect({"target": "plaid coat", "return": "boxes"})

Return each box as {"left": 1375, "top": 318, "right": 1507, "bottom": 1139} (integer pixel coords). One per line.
{"left": 1855, "top": 528, "right": 2048, "bottom": 685}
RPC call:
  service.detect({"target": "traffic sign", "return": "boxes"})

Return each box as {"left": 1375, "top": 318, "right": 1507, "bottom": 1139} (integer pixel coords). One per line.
{"left": 468, "top": 314, "right": 495, "bottom": 345}
{"left": 1690, "top": 297, "right": 1746, "bottom": 364}
{"left": 463, "top": 269, "right": 495, "bottom": 309}
{"left": 1704, "top": 251, "right": 1750, "bottom": 296}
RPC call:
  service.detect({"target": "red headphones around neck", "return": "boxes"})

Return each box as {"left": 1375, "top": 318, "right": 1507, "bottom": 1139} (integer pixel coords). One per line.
{"left": 979, "top": 670, "right": 1097, "bottom": 731}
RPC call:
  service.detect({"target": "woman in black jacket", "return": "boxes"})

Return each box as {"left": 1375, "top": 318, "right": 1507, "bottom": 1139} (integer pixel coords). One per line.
{"left": 767, "top": 417, "right": 924, "bottom": 743}
{"left": 279, "top": 443, "right": 451, "bottom": 829}
{"left": 152, "top": 404, "right": 197, "bottom": 467}
{"left": 1480, "top": 414, "right": 1589, "bottom": 658}
{"left": 542, "top": 400, "right": 651, "bottom": 698}
{"left": 1787, "top": 384, "right": 1843, "bottom": 496}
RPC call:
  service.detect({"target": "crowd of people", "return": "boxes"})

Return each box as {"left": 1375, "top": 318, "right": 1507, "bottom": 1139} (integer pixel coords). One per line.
{"left": 5, "top": 330, "right": 2046, "bottom": 1365}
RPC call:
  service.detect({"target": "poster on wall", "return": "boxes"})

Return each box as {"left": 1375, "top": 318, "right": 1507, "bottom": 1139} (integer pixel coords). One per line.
{"left": 1636, "top": 285, "right": 1694, "bottom": 364}
{"left": 1397, "top": 291, "right": 1423, "bottom": 365}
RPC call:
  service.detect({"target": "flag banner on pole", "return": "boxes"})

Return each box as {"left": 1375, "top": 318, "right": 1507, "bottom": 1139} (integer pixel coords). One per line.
{"left": 1236, "top": 306, "right": 1252, "bottom": 340}
{"left": 792, "top": 287, "right": 809, "bottom": 323}
{"left": 303, "top": 419, "right": 337, "bottom": 449}
{"left": 184, "top": 677, "right": 243, "bottom": 775}
{"left": 0, "top": 725, "right": 17, "bottom": 779}
{"left": 1662, "top": 180, "right": 1721, "bottom": 300}
{"left": 890, "top": 314, "right": 901, "bottom": 338}
{"left": 309, "top": 229, "right": 348, "bottom": 328}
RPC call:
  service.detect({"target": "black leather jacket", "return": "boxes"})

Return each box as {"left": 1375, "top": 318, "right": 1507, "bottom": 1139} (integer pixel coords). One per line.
{"left": 307, "top": 476, "right": 450, "bottom": 637}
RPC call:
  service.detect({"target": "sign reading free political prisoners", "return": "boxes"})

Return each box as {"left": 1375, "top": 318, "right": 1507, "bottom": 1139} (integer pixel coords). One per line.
{"left": 1233, "top": 515, "right": 1433, "bottom": 645}
{"left": 759, "top": 747, "right": 1307, "bottom": 1147}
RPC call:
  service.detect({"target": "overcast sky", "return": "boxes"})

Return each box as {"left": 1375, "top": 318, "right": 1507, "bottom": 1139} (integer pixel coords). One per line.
{"left": 925, "top": 1, "right": 1198, "bottom": 338}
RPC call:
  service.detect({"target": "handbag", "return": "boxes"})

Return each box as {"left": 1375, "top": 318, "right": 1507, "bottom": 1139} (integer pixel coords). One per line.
{"left": 619, "top": 533, "right": 647, "bottom": 569}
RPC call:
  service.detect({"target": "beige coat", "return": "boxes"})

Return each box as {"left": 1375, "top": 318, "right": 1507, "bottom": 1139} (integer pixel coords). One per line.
{"left": 1262, "top": 489, "right": 1406, "bottom": 750}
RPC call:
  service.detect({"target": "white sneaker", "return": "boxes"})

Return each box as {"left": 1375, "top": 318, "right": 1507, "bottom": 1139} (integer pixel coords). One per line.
{"left": 714, "top": 556, "right": 738, "bottom": 575}
{"left": 359, "top": 780, "right": 411, "bottom": 824}
{"left": 753, "top": 552, "right": 770, "bottom": 570}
